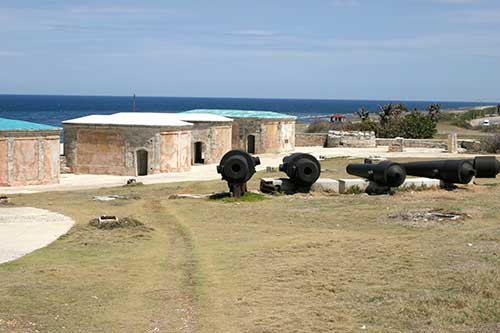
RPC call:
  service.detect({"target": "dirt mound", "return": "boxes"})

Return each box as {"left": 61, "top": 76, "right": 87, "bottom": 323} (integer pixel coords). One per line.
{"left": 388, "top": 209, "right": 470, "bottom": 227}
{"left": 0, "top": 196, "right": 12, "bottom": 206}
{"left": 89, "top": 216, "right": 150, "bottom": 230}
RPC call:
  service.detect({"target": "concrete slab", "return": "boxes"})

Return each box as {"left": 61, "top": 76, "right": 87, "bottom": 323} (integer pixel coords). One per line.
{"left": 338, "top": 179, "right": 370, "bottom": 193}
{"left": 402, "top": 178, "right": 443, "bottom": 188}
{"left": 311, "top": 178, "right": 340, "bottom": 193}
{"left": 0, "top": 207, "right": 74, "bottom": 264}
{"left": 339, "top": 177, "right": 444, "bottom": 194}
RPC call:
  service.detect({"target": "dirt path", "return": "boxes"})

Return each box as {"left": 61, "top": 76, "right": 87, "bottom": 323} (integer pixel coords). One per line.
{"left": 144, "top": 199, "right": 198, "bottom": 333}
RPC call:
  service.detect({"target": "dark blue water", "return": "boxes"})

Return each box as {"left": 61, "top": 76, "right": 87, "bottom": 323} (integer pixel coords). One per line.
{"left": 0, "top": 94, "right": 496, "bottom": 127}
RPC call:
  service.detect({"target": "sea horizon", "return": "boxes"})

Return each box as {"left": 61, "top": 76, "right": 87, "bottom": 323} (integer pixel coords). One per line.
{"left": 0, "top": 93, "right": 497, "bottom": 127}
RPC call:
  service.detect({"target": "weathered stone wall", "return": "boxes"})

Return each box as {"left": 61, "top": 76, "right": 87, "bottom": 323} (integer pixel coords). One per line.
{"left": 63, "top": 124, "right": 192, "bottom": 176}
{"left": 327, "top": 131, "right": 376, "bottom": 148}
{"left": 295, "top": 133, "right": 328, "bottom": 147}
{"left": 376, "top": 138, "right": 447, "bottom": 149}
{"left": 231, "top": 118, "right": 295, "bottom": 154}
{"left": 460, "top": 139, "right": 481, "bottom": 152}
{"left": 160, "top": 131, "right": 191, "bottom": 172}
{"left": 0, "top": 131, "right": 60, "bottom": 186}
{"left": 190, "top": 122, "right": 232, "bottom": 164}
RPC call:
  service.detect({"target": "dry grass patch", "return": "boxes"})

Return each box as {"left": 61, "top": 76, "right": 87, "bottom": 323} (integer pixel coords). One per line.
{"left": 1, "top": 157, "right": 499, "bottom": 332}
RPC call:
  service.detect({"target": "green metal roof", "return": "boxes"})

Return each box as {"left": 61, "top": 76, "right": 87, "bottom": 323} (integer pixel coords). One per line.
{"left": 184, "top": 109, "right": 296, "bottom": 120}
{"left": 0, "top": 117, "right": 60, "bottom": 131}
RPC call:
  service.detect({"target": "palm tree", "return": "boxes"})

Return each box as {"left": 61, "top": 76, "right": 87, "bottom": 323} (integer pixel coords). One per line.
{"left": 356, "top": 107, "right": 371, "bottom": 122}
{"left": 378, "top": 103, "right": 407, "bottom": 124}
{"left": 426, "top": 103, "right": 441, "bottom": 122}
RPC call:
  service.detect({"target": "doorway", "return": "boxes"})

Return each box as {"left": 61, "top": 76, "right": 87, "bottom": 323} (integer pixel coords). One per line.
{"left": 137, "top": 149, "right": 148, "bottom": 176}
{"left": 247, "top": 135, "right": 256, "bottom": 154}
{"left": 194, "top": 141, "right": 204, "bottom": 164}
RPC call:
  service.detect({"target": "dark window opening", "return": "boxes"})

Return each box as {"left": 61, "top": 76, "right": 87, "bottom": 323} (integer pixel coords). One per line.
{"left": 137, "top": 149, "right": 148, "bottom": 176}
{"left": 194, "top": 141, "right": 204, "bottom": 164}
{"left": 247, "top": 135, "right": 256, "bottom": 154}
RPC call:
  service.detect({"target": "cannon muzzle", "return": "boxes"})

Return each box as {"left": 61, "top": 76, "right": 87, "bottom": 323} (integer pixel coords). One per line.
{"left": 402, "top": 159, "right": 475, "bottom": 184}
{"left": 347, "top": 160, "right": 406, "bottom": 188}
{"left": 471, "top": 156, "right": 500, "bottom": 178}
{"left": 216, "top": 150, "right": 260, "bottom": 197}
{"left": 279, "top": 153, "right": 321, "bottom": 186}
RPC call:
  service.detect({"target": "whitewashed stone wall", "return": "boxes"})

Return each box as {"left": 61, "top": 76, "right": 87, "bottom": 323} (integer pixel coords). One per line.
{"left": 327, "top": 131, "right": 376, "bottom": 148}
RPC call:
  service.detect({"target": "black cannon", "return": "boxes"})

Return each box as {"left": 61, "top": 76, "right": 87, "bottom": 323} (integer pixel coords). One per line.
{"left": 402, "top": 159, "right": 475, "bottom": 185}
{"left": 346, "top": 160, "right": 406, "bottom": 194}
{"left": 216, "top": 150, "right": 261, "bottom": 197}
{"left": 470, "top": 156, "right": 500, "bottom": 178}
{"left": 279, "top": 153, "right": 321, "bottom": 187}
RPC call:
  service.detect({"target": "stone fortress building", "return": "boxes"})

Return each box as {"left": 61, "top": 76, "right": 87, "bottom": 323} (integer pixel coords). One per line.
{"left": 63, "top": 113, "right": 232, "bottom": 176}
{"left": 0, "top": 117, "right": 61, "bottom": 186}
{"left": 184, "top": 109, "right": 296, "bottom": 154}
{"left": 62, "top": 110, "right": 296, "bottom": 177}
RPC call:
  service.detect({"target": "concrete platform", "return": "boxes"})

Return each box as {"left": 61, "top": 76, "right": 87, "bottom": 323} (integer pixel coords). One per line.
{"left": 311, "top": 178, "right": 340, "bottom": 193}
{"left": 402, "top": 178, "right": 443, "bottom": 188}
{"left": 338, "top": 179, "right": 369, "bottom": 193}
{"left": 261, "top": 177, "right": 340, "bottom": 194}
{"left": 0, "top": 207, "right": 74, "bottom": 264}
{"left": 339, "top": 177, "right": 444, "bottom": 194}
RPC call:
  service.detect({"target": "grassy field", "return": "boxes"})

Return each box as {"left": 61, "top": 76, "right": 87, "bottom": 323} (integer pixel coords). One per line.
{"left": 435, "top": 122, "right": 493, "bottom": 140}
{"left": 1, "top": 158, "right": 500, "bottom": 332}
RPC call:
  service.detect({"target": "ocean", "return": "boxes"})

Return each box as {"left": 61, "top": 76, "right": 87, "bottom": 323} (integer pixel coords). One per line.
{"left": 0, "top": 94, "right": 496, "bottom": 127}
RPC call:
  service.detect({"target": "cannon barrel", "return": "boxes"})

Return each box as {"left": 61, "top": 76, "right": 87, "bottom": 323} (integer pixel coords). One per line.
{"left": 402, "top": 159, "right": 475, "bottom": 184}
{"left": 279, "top": 153, "right": 321, "bottom": 186}
{"left": 471, "top": 156, "right": 500, "bottom": 178}
{"left": 217, "top": 150, "right": 260, "bottom": 183}
{"left": 346, "top": 160, "right": 406, "bottom": 187}
{"left": 216, "top": 150, "right": 260, "bottom": 197}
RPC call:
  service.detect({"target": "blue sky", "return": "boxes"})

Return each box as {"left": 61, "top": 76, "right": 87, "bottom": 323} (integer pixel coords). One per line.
{"left": 1, "top": 0, "right": 499, "bottom": 101}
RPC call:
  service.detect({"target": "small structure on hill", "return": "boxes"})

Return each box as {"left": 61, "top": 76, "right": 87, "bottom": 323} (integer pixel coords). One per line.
{"left": 330, "top": 113, "right": 346, "bottom": 123}
{"left": 0, "top": 117, "right": 61, "bottom": 186}
{"left": 184, "top": 109, "right": 296, "bottom": 154}
{"left": 63, "top": 113, "right": 232, "bottom": 176}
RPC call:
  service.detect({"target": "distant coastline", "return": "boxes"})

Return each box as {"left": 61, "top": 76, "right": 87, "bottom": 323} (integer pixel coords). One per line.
{"left": 0, "top": 94, "right": 496, "bottom": 126}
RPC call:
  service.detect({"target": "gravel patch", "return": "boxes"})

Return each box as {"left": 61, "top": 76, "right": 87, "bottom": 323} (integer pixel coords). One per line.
{"left": 0, "top": 207, "right": 74, "bottom": 264}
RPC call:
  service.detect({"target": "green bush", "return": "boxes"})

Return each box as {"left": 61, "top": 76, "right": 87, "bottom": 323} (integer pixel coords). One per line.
{"left": 305, "top": 121, "right": 335, "bottom": 133}
{"left": 481, "top": 125, "right": 500, "bottom": 133}
{"left": 447, "top": 109, "right": 487, "bottom": 128}
{"left": 305, "top": 120, "right": 377, "bottom": 133}
{"left": 342, "top": 121, "right": 379, "bottom": 132}
{"left": 401, "top": 111, "right": 437, "bottom": 139}
{"left": 370, "top": 111, "right": 436, "bottom": 139}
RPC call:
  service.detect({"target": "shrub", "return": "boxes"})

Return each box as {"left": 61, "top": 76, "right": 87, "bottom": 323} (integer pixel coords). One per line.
{"left": 342, "top": 120, "right": 378, "bottom": 132}
{"left": 480, "top": 125, "right": 500, "bottom": 133}
{"left": 305, "top": 121, "right": 335, "bottom": 133}
{"left": 448, "top": 109, "right": 486, "bottom": 128}
{"left": 401, "top": 110, "right": 437, "bottom": 139}
{"left": 370, "top": 111, "right": 436, "bottom": 139}
{"left": 305, "top": 120, "right": 377, "bottom": 133}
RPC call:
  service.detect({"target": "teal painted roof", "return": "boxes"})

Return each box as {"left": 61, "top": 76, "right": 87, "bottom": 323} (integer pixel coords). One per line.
{"left": 0, "top": 117, "right": 60, "bottom": 131}
{"left": 184, "top": 109, "right": 296, "bottom": 120}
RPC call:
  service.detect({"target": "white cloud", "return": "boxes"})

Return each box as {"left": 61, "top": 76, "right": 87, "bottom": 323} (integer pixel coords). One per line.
{"left": 331, "top": 0, "right": 359, "bottom": 7}
{"left": 231, "top": 30, "right": 276, "bottom": 37}
{"left": 449, "top": 8, "right": 500, "bottom": 23}
{"left": 68, "top": 5, "right": 176, "bottom": 16}
{"left": 0, "top": 51, "right": 23, "bottom": 57}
